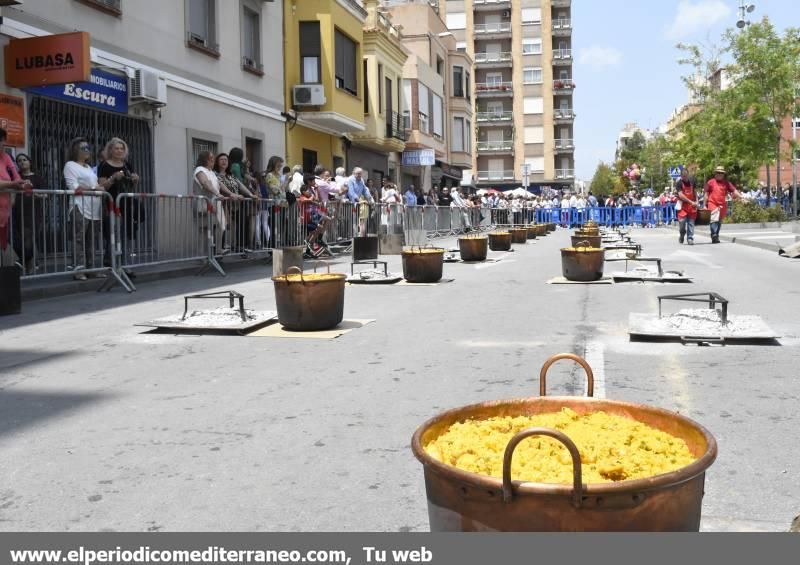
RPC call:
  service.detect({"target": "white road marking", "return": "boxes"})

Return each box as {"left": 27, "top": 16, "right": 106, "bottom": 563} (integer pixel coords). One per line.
{"left": 741, "top": 235, "right": 798, "bottom": 240}
{"left": 584, "top": 340, "right": 606, "bottom": 399}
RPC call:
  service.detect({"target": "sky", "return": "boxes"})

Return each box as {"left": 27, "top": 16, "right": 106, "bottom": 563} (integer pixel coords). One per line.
{"left": 573, "top": 0, "right": 799, "bottom": 181}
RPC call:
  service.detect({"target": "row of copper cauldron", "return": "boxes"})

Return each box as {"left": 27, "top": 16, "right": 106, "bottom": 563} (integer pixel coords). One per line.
{"left": 411, "top": 353, "right": 718, "bottom": 531}
{"left": 561, "top": 222, "right": 605, "bottom": 281}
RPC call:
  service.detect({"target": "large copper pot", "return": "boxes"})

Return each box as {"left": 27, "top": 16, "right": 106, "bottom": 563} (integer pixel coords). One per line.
{"left": 459, "top": 236, "right": 489, "bottom": 262}
{"left": 570, "top": 235, "right": 602, "bottom": 249}
{"left": 695, "top": 209, "right": 711, "bottom": 226}
{"left": 488, "top": 232, "right": 512, "bottom": 251}
{"left": 510, "top": 228, "right": 528, "bottom": 244}
{"left": 411, "top": 354, "right": 718, "bottom": 532}
{"left": 402, "top": 247, "right": 445, "bottom": 283}
{"left": 575, "top": 226, "right": 600, "bottom": 237}
{"left": 546, "top": 223, "right": 556, "bottom": 232}
{"left": 271, "top": 267, "right": 346, "bottom": 331}
{"left": 561, "top": 245, "right": 605, "bottom": 281}
{"left": 535, "top": 224, "right": 548, "bottom": 237}
{"left": 526, "top": 226, "right": 538, "bottom": 240}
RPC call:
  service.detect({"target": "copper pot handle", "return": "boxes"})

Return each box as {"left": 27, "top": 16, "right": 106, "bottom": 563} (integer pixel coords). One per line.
{"left": 286, "top": 265, "right": 304, "bottom": 282}
{"left": 575, "top": 239, "right": 591, "bottom": 248}
{"left": 539, "top": 353, "right": 594, "bottom": 397}
{"left": 502, "top": 427, "right": 583, "bottom": 508}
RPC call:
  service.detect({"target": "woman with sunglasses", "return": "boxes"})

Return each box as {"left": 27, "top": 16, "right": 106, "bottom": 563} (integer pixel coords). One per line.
{"left": 63, "top": 137, "right": 115, "bottom": 280}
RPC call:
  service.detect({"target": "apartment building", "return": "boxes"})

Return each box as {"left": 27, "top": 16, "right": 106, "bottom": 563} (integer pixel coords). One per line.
{"left": 440, "top": 0, "right": 575, "bottom": 192}
{"left": 0, "top": 0, "right": 285, "bottom": 195}
{"left": 385, "top": 0, "right": 474, "bottom": 192}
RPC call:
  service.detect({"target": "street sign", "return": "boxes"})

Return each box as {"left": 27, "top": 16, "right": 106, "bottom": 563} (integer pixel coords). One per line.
{"left": 668, "top": 166, "right": 683, "bottom": 179}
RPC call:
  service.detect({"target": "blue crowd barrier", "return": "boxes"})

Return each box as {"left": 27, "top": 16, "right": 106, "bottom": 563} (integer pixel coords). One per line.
{"left": 532, "top": 204, "right": 677, "bottom": 227}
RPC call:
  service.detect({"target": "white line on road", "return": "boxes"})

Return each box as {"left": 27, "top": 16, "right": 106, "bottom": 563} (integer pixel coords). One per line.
{"left": 739, "top": 235, "right": 798, "bottom": 240}
{"left": 584, "top": 340, "right": 606, "bottom": 399}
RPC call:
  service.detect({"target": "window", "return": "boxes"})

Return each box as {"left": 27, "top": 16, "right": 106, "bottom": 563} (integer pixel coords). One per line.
{"left": 453, "top": 66, "right": 464, "bottom": 97}
{"left": 523, "top": 97, "right": 543, "bottom": 114}
{"left": 452, "top": 117, "right": 465, "bottom": 152}
{"left": 522, "top": 39, "right": 542, "bottom": 55}
{"left": 465, "top": 119, "right": 471, "bottom": 151}
{"left": 187, "top": 0, "right": 218, "bottom": 54}
{"left": 524, "top": 126, "right": 544, "bottom": 144}
{"left": 523, "top": 67, "right": 543, "bottom": 84}
{"left": 526, "top": 157, "right": 545, "bottom": 173}
{"left": 300, "top": 22, "right": 321, "bottom": 83}
{"left": 241, "top": 4, "right": 262, "bottom": 73}
{"left": 436, "top": 57, "right": 444, "bottom": 77}
{"left": 456, "top": 41, "right": 467, "bottom": 53}
{"left": 403, "top": 79, "right": 412, "bottom": 129}
{"left": 302, "top": 149, "right": 318, "bottom": 175}
{"left": 433, "top": 94, "right": 444, "bottom": 139}
{"left": 378, "top": 64, "right": 384, "bottom": 114}
{"left": 521, "top": 8, "right": 541, "bottom": 24}
{"left": 192, "top": 137, "right": 218, "bottom": 165}
{"left": 418, "top": 83, "right": 429, "bottom": 134}
{"left": 446, "top": 12, "right": 466, "bottom": 30}
{"left": 335, "top": 30, "right": 358, "bottom": 95}
{"left": 465, "top": 71, "right": 471, "bottom": 101}
{"left": 363, "top": 59, "right": 369, "bottom": 114}
{"left": 76, "top": 0, "right": 122, "bottom": 16}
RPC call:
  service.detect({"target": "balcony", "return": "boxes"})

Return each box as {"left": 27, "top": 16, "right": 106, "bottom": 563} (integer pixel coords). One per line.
{"left": 553, "top": 49, "right": 573, "bottom": 66}
{"left": 477, "top": 139, "right": 514, "bottom": 154}
{"left": 474, "top": 51, "right": 513, "bottom": 68}
{"left": 555, "top": 169, "right": 576, "bottom": 180}
{"left": 552, "top": 0, "right": 571, "bottom": 7}
{"left": 475, "top": 82, "right": 513, "bottom": 97}
{"left": 553, "top": 108, "right": 576, "bottom": 123}
{"left": 477, "top": 170, "right": 515, "bottom": 182}
{"left": 476, "top": 111, "right": 513, "bottom": 123}
{"left": 555, "top": 138, "right": 575, "bottom": 152}
{"left": 552, "top": 18, "right": 572, "bottom": 35}
{"left": 386, "top": 111, "right": 407, "bottom": 142}
{"left": 474, "top": 21, "right": 512, "bottom": 37}
{"left": 553, "top": 79, "right": 575, "bottom": 93}
{"left": 473, "top": 0, "right": 511, "bottom": 10}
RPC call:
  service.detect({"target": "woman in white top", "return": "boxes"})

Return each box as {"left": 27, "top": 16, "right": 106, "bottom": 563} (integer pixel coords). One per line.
{"left": 192, "top": 150, "right": 228, "bottom": 253}
{"left": 63, "top": 137, "right": 116, "bottom": 280}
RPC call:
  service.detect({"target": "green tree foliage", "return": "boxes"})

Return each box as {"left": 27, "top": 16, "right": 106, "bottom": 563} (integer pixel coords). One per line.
{"left": 589, "top": 162, "right": 616, "bottom": 197}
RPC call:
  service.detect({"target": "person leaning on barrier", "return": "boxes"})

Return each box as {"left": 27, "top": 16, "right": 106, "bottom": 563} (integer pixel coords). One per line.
{"left": 704, "top": 166, "right": 742, "bottom": 244}
{"left": 346, "top": 167, "right": 373, "bottom": 204}
{"left": 192, "top": 150, "right": 228, "bottom": 254}
{"left": 0, "top": 128, "right": 33, "bottom": 268}
{"left": 214, "top": 153, "right": 256, "bottom": 253}
{"left": 10, "top": 152, "right": 44, "bottom": 274}
{"left": 63, "top": 137, "right": 111, "bottom": 280}
{"left": 265, "top": 156, "right": 288, "bottom": 248}
{"left": 403, "top": 185, "right": 417, "bottom": 207}
{"left": 98, "top": 137, "right": 140, "bottom": 268}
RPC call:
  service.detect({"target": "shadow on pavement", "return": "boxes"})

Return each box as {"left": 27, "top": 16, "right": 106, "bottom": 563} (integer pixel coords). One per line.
{"left": 0, "top": 388, "right": 113, "bottom": 439}
{"left": 0, "top": 349, "right": 78, "bottom": 373}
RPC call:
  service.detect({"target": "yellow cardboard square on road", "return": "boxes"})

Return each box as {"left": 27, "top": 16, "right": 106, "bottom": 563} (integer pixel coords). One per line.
{"left": 246, "top": 319, "right": 375, "bottom": 339}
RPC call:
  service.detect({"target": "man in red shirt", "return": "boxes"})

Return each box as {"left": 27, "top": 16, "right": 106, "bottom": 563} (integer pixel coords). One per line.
{"left": 704, "top": 166, "right": 741, "bottom": 244}
{"left": 674, "top": 168, "right": 698, "bottom": 245}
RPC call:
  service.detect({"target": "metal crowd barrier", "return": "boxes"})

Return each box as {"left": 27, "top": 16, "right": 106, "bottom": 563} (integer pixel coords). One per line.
{"left": 1, "top": 188, "right": 130, "bottom": 291}
{"left": 534, "top": 205, "right": 678, "bottom": 227}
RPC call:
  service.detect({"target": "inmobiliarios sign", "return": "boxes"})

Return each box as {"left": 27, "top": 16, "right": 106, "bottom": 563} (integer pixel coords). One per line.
{"left": 4, "top": 32, "right": 91, "bottom": 88}
{"left": 27, "top": 68, "right": 129, "bottom": 114}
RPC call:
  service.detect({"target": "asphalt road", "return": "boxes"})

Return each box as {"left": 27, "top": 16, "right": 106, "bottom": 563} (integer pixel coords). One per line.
{"left": 1, "top": 225, "right": 798, "bottom": 532}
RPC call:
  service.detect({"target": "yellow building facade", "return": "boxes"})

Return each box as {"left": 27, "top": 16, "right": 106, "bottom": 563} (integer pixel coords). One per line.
{"left": 284, "top": 0, "right": 367, "bottom": 172}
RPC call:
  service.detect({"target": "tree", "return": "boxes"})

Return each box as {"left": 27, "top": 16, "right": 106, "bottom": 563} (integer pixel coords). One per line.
{"left": 589, "top": 162, "right": 615, "bottom": 197}
{"left": 725, "top": 19, "right": 800, "bottom": 203}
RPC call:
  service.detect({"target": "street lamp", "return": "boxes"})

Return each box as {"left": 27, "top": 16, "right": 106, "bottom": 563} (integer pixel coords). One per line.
{"left": 736, "top": 1, "right": 755, "bottom": 29}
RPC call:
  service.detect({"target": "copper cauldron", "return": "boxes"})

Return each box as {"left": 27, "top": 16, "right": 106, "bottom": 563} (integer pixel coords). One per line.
{"left": 488, "top": 232, "right": 512, "bottom": 252}
{"left": 272, "top": 266, "right": 346, "bottom": 331}
{"left": 411, "top": 353, "right": 718, "bottom": 532}
{"left": 575, "top": 226, "right": 600, "bottom": 237}
{"left": 695, "top": 209, "right": 711, "bottom": 226}
{"left": 570, "top": 235, "right": 602, "bottom": 249}
{"left": 535, "top": 224, "right": 549, "bottom": 237}
{"left": 526, "top": 226, "right": 538, "bottom": 240}
{"left": 510, "top": 228, "right": 528, "bottom": 244}
{"left": 546, "top": 223, "right": 557, "bottom": 232}
{"left": 402, "top": 247, "right": 445, "bottom": 283}
{"left": 561, "top": 245, "right": 605, "bottom": 281}
{"left": 459, "top": 236, "right": 489, "bottom": 262}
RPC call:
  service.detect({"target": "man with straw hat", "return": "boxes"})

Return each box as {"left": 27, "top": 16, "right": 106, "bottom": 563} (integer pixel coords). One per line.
{"left": 704, "top": 166, "right": 742, "bottom": 244}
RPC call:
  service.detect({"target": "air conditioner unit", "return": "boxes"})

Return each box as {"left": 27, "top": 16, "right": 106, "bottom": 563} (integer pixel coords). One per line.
{"left": 502, "top": 10, "right": 511, "bottom": 18}
{"left": 293, "top": 84, "right": 326, "bottom": 106}
{"left": 131, "top": 68, "right": 167, "bottom": 106}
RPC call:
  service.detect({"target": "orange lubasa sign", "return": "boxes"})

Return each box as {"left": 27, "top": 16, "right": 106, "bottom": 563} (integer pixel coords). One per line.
{"left": 4, "top": 32, "right": 91, "bottom": 88}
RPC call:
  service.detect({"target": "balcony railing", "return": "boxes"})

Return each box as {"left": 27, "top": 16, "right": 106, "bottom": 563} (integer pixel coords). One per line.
{"left": 474, "top": 22, "right": 512, "bottom": 34}
{"left": 475, "top": 81, "right": 513, "bottom": 93}
{"left": 477, "top": 140, "right": 514, "bottom": 152}
{"left": 474, "top": 52, "right": 512, "bottom": 64}
{"left": 552, "top": 18, "right": 572, "bottom": 30}
{"left": 477, "top": 170, "right": 515, "bottom": 181}
{"left": 473, "top": 0, "right": 511, "bottom": 5}
{"left": 553, "top": 79, "right": 575, "bottom": 90}
{"left": 386, "top": 111, "right": 407, "bottom": 141}
{"left": 553, "top": 49, "right": 573, "bottom": 60}
{"left": 555, "top": 169, "right": 576, "bottom": 179}
{"left": 476, "top": 111, "right": 513, "bottom": 122}
{"left": 554, "top": 108, "right": 576, "bottom": 120}
{"left": 552, "top": 0, "right": 571, "bottom": 7}
{"left": 555, "top": 138, "right": 575, "bottom": 150}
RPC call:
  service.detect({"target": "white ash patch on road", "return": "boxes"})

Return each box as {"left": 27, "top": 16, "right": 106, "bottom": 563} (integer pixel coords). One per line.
{"left": 158, "top": 307, "right": 273, "bottom": 327}
{"left": 663, "top": 309, "right": 768, "bottom": 335}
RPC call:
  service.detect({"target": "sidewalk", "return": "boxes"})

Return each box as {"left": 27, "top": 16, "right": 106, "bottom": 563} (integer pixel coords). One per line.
{"left": 668, "top": 221, "right": 799, "bottom": 253}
